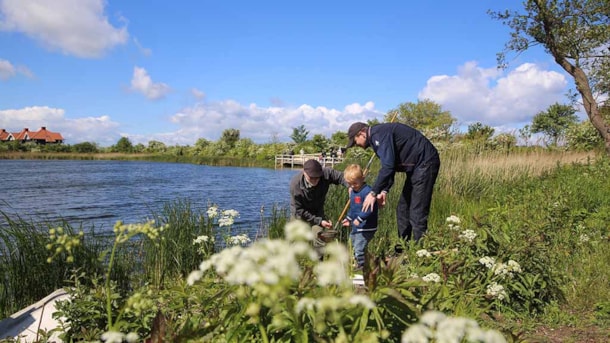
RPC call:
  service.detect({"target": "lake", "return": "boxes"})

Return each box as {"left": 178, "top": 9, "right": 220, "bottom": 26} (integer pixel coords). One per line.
{"left": 0, "top": 160, "right": 299, "bottom": 236}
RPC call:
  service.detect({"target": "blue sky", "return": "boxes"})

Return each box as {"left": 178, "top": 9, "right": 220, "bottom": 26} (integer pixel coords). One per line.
{"left": 0, "top": 0, "right": 575, "bottom": 146}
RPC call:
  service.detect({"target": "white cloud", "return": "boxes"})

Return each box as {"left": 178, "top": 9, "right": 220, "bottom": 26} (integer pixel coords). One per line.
{"left": 0, "top": 58, "right": 33, "bottom": 79}
{"left": 0, "top": 106, "right": 121, "bottom": 146}
{"left": 419, "top": 61, "right": 568, "bottom": 127}
{"left": 159, "top": 100, "right": 383, "bottom": 146}
{"left": 191, "top": 88, "right": 205, "bottom": 100}
{"left": 0, "top": 0, "right": 128, "bottom": 58}
{"left": 130, "top": 66, "right": 170, "bottom": 100}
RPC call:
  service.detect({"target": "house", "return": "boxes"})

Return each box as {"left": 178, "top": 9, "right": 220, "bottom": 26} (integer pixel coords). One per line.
{"left": 0, "top": 127, "right": 64, "bottom": 144}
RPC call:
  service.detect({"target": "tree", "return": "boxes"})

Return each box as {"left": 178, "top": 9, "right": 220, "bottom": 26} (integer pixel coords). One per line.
{"left": 490, "top": 0, "right": 610, "bottom": 154}
{"left": 466, "top": 122, "right": 495, "bottom": 141}
{"left": 384, "top": 99, "right": 455, "bottom": 136}
{"left": 113, "top": 137, "right": 134, "bottom": 153}
{"left": 290, "top": 125, "right": 309, "bottom": 144}
{"left": 310, "top": 134, "right": 330, "bottom": 153}
{"left": 531, "top": 102, "right": 578, "bottom": 146}
{"left": 72, "top": 141, "right": 99, "bottom": 153}
{"left": 220, "top": 129, "right": 240, "bottom": 149}
{"left": 147, "top": 140, "right": 167, "bottom": 153}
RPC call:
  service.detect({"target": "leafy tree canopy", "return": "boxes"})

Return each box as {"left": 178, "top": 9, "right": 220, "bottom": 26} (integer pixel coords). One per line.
{"left": 290, "top": 125, "right": 309, "bottom": 144}
{"left": 531, "top": 102, "right": 578, "bottom": 145}
{"left": 489, "top": 0, "right": 610, "bottom": 153}
{"left": 384, "top": 99, "right": 455, "bottom": 133}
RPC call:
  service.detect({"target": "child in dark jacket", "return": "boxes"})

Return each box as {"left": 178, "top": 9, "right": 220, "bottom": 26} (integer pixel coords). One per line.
{"left": 341, "top": 164, "right": 378, "bottom": 269}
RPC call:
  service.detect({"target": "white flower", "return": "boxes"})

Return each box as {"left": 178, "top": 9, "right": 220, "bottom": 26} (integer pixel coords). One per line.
{"left": 416, "top": 249, "right": 432, "bottom": 258}
{"left": 284, "top": 220, "right": 315, "bottom": 242}
{"left": 348, "top": 294, "right": 375, "bottom": 309}
{"left": 227, "top": 234, "right": 251, "bottom": 246}
{"left": 207, "top": 206, "right": 218, "bottom": 218}
{"left": 187, "top": 270, "right": 203, "bottom": 285}
{"left": 479, "top": 256, "right": 496, "bottom": 269}
{"left": 458, "top": 229, "right": 477, "bottom": 243}
{"left": 401, "top": 323, "right": 432, "bottom": 343}
{"left": 101, "top": 331, "right": 124, "bottom": 343}
{"left": 486, "top": 282, "right": 507, "bottom": 301}
{"left": 422, "top": 273, "right": 441, "bottom": 283}
{"left": 295, "top": 297, "right": 316, "bottom": 313}
{"left": 493, "top": 260, "right": 522, "bottom": 279}
{"left": 218, "top": 216, "right": 235, "bottom": 227}
{"left": 420, "top": 310, "right": 446, "bottom": 327}
{"left": 222, "top": 209, "right": 240, "bottom": 218}
{"left": 193, "top": 235, "right": 212, "bottom": 244}
{"left": 579, "top": 233, "right": 590, "bottom": 243}
{"left": 446, "top": 215, "right": 461, "bottom": 225}
{"left": 125, "top": 332, "right": 139, "bottom": 343}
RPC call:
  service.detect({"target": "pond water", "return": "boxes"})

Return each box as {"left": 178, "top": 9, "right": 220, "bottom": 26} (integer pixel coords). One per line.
{"left": 0, "top": 160, "right": 299, "bottom": 236}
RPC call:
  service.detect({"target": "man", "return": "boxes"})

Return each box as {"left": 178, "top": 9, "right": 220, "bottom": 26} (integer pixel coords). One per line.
{"left": 345, "top": 122, "right": 440, "bottom": 246}
{"left": 290, "top": 159, "right": 348, "bottom": 253}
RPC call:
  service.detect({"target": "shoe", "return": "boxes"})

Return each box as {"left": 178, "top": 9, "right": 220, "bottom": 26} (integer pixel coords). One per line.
{"left": 394, "top": 244, "right": 404, "bottom": 255}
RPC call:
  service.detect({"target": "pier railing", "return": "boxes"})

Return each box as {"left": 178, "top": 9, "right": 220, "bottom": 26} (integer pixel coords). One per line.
{"left": 274, "top": 153, "right": 344, "bottom": 169}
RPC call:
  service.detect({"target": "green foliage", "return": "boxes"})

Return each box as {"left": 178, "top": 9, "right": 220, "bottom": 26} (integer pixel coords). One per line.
{"left": 310, "top": 133, "right": 330, "bottom": 152}
{"left": 565, "top": 120, "right": 604, "bottom": 151}
{"left": 290, "top": 125, "right": 309, "bottom": 144}
{"left": 72, "top": 141, "right": 99, "bottom": 153}
{"left": 466, "top": 122, "right": 495, "bottom": 141}
{"left": 220, "top": 128, "right": 240, "bottom": 148}
{"left": 112, "top": 137, "right": 134, "bottom": 153}
{"left": 531, "top": 103, "right": 578, "bottom": 146}
{"left": 489, "top": 0, "right": 610, "bottom": 151}
{"left": 384, "top": 99, "right": 456, "bottom": 135}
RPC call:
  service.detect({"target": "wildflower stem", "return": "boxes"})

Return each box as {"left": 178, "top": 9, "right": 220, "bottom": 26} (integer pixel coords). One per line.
{"left": 258, "top": 322, "right": 269, "bottom": 343}
{"left": 105, "top": 235, "right": 120, "bottom": 329}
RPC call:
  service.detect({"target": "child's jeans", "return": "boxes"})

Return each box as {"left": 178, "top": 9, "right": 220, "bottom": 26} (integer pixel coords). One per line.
{"left": 350, "top": 231, "right": 375, "bottom": 267}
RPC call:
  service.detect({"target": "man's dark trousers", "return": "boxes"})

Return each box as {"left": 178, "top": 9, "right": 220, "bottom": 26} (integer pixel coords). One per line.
{"left": 397, "top": 160, "right": 440, "bottom": 242}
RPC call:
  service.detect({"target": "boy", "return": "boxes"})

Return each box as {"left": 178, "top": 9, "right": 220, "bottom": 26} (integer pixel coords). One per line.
{"left": 341, "top": 164, "right": 379, "bottom": 270}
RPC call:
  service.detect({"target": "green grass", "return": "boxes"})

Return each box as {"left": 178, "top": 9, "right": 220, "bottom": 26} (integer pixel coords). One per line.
{"left": 0, "top": 149, "right": 608, "bottom": 341}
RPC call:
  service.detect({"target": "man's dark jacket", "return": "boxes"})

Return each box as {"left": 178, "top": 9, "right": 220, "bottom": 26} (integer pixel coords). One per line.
{"left": 290, "top": 167, "right": 347, "bottom": 226}
{"left": 368, "top": 123, "right": 440, "bottom": 194}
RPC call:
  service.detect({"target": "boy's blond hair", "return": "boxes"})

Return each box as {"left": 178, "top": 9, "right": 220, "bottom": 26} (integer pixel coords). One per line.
{"left": 344, "top": 164, "right": 364, "bottom": 183}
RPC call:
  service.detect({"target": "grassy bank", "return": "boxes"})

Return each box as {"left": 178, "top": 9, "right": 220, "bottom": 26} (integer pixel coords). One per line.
{"left": 0, "top": 151, "right": 274, "bottom": 168}
{"left": 1, "top": 149, "right": 608, "bottom": 342}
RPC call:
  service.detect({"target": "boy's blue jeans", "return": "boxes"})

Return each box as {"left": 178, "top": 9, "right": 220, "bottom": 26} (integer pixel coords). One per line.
{"left": 350, "top": 231, "right": 375, "bottom": 267}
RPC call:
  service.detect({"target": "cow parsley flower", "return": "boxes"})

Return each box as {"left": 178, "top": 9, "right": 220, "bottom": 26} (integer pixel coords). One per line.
{"left": 479, "top": 256, "right": 496, "bottom": 269}
{"left": 207, "top": 206, "right": 218, "bottom": 218}
{"left": 422, "top": 273, "right": 441, "bottom": 283}
{"left": 459, "top": 229, "right": 477, "bottom": 243}
{"left": 579, "top": 233, "right": 590, "bottom": 243}
{"left": 416, "top": 249, "right": 432, "bottom": 258}
{"left": 486, "top": 282, "right": 507, "bottom": 301}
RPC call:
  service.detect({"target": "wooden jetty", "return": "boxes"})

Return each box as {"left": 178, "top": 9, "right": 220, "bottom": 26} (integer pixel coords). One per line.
{"left": 274, "top": 153, "right": 344, "bottom": 169}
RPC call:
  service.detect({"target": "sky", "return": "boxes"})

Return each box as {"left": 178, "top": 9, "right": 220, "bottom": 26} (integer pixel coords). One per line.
{"left": 0, "top": 0, "right": 579, "bottom": 147}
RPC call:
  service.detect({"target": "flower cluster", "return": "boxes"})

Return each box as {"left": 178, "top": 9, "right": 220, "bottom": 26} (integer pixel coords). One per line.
{"left": 422, "top": 273, "right": 441, "bottom": 283}
{"left": 493, "top": 260, "right": 522, "bottom": 279}
{"left": 446, "top": 215, "right": 461, "bottom": 231}
{"left": 188, "top": 220, "right": 320, "bottom": 289}
{"left": 579, "top": 233, "right": 590, "bottom": 243}
{"left": 113, "top": 220, "right": 165, "bottom": 243}
{"left": 486, "top": 282, "right": 507, "bottom": 301}
{"left": 479, "top": 256, "right": 522, "bottom": 279}
{"left": 227, "top": 234, "right": 251, "bottom": 246}
{"left": 478, "top": 256, "right": 496, "bottom": 269}
{"left": 218, "top": 209, "right": 240, "bottom": 227}
{"left": 46, "top": 227, "right": 84, "bottom": 263}
{"left": 401, "top": 311, "right": 507, "bottom": 343}
{"left": 458, "top": 229, "right": 477, "bottom": 243}
{"left": 125, "top": 289, "right": 157, "bottom": 316}
{"left": 100, "top": 331, "right": 139, "bottom": 343}
{"left": 207, "top": 206, "right": 219, "bottom": 218}
{"left": 416, "top": 249, "right": 432, "bottom": 258}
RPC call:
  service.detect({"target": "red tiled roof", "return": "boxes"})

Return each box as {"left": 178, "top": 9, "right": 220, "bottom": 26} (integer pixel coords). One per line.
{"left": 29, "top": 127, "right": 64, "bottom": 143}
{"left": 12, "top": 128, "right": 30, "bottom": 141}
{"left": 0, "top": 129, "right": 13, "bottom": 141}
{"left": 1, "top": 127, "right": 63, "bottom": 143}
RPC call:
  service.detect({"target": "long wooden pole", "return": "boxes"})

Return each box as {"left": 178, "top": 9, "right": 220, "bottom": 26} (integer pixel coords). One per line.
{"left": 332, "top": 111, "right": 399, "bottom": 231}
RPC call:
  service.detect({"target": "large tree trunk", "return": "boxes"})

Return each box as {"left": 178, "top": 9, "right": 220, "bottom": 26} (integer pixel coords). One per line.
{"left": 569, "top": 64, "right": 610, "bottom": 155}
{"left": 536, "top": 0, "right": 610, "bottom": 155}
